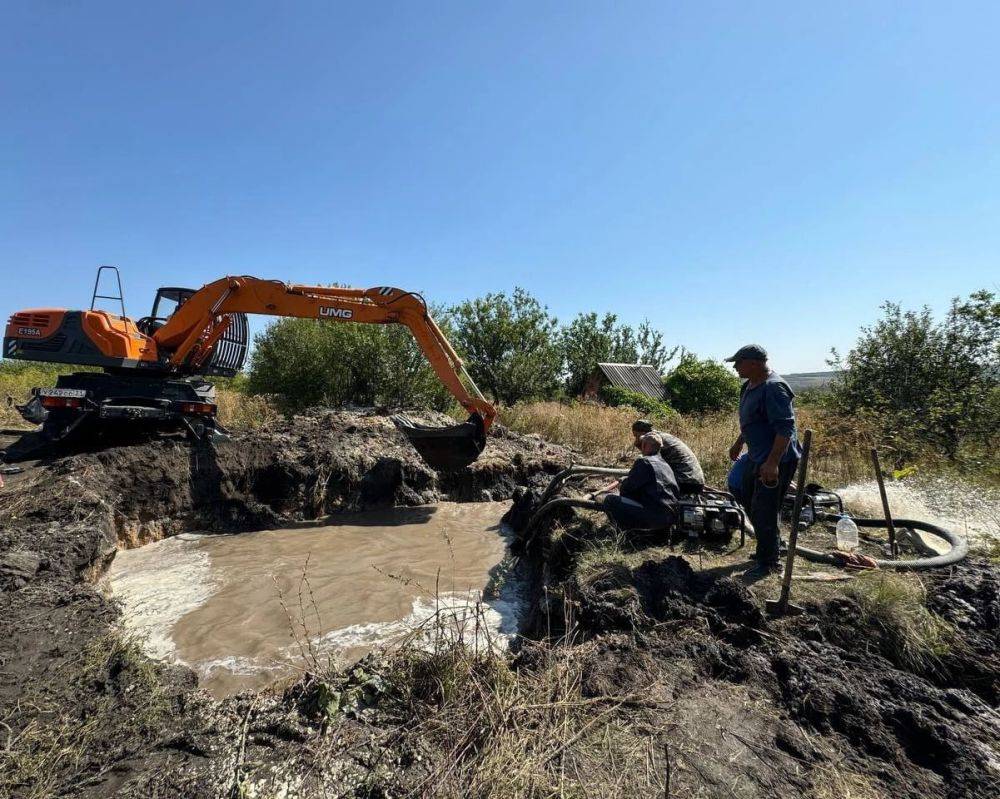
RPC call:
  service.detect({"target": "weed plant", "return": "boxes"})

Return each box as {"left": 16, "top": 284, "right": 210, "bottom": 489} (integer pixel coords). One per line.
{"left": 843, "top": 572, "right": 956, "bottom": 674}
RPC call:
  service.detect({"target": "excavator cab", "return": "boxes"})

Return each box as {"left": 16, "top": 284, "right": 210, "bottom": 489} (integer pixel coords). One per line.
{"left": 137, "top": 287, "right": 249, "bottom": 377}
{"left": 136, "top": 287, "right": 196, "bottom": 336}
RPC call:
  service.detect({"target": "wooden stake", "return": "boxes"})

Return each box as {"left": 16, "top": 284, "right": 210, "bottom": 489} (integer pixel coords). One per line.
{"left": 871, "top": 448, "right": 898, "bottom": 558}
{"left": 771, "top": 429, "right": 812, "bottom": 616}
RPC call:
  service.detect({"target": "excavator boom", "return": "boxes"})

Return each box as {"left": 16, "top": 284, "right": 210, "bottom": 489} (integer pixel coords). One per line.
{"left": 3, "top": 272, "right": 496, "bottom": 470}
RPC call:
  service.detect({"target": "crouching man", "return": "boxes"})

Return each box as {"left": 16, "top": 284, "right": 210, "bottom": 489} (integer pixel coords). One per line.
{"left": 595, "top": 433, "right": 679, "bottom": 531}
{"left": 631, "top": 419, "right": 705, "bottom": 493}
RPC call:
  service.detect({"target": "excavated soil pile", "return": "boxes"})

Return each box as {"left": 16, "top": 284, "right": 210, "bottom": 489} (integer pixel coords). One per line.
{"left": 0, "top": 409, "right": 571, "bottom": 797}
{"left": 2, "top": 412, "right": 999, "bottom": 798}
{"left": 526, "top": 510, "right": 1000, "bottom": 799}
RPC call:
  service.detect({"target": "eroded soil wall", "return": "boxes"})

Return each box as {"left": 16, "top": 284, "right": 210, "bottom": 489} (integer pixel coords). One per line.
{"left": 0, "top": 410, "right": 571, "bottom": 796}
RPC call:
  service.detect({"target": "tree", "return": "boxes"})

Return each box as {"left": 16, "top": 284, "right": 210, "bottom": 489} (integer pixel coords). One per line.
{"left": 561, "top": 313, "right": 675, "bottom": 396}
{"left": 246, "top": 316, "right": 454, "bottom": 413}
{"left": 662, "top": 353, "right": 741, "bottom": 413}
{"left": 447, "top": 288, "right": 563, "bottom": 405}
{"left": 636, "top": 320, "right": 673, "bottom": 374}
{"left": 829, "top": 290, "right": 1000, "bottom": 459}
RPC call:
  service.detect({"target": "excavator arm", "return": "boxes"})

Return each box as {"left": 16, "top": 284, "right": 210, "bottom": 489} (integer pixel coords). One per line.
{"left": 152, "top": 277, "right": 496, "bottom": 469}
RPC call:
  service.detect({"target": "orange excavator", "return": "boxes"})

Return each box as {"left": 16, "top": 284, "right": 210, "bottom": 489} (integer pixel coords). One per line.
{"left": 3, "top": 267, "right": 496, "bottom": 470}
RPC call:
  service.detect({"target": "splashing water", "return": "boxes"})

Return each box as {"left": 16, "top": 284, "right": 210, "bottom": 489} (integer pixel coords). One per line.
{"left": 837, "top": 477, "right": 1000, "bottom": 545}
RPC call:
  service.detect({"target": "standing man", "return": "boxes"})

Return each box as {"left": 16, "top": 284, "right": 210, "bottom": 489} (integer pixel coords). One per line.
{"left": 594, "top": 433, "right": 679, "bottom": 531}
{"left": 725, "top": 345, "right": 801, "bottom": 577}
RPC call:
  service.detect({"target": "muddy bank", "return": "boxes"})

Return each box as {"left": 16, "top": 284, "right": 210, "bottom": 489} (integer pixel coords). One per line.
{"left": 511, "top": 491, "right": 1000, "bottom": 799}
{"left": 0, "top": 409, "right": 570, "bottom": 797}
{"left": 2, "top": 410, "right": 999, "bottom": 798}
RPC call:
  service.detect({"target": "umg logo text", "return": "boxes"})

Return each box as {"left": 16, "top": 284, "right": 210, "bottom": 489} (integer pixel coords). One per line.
{"left": 319, "top": 307, "right": 354, "bottom": 319}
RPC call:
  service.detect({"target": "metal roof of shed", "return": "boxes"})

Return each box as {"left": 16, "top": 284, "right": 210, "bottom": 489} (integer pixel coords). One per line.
{"left": 595, "top": 362, "right": 664, "bottom": 400}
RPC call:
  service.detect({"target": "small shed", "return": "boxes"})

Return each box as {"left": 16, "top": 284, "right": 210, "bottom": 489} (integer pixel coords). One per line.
{"left": 582, "top": 362, "right": 665, "bottom": 401}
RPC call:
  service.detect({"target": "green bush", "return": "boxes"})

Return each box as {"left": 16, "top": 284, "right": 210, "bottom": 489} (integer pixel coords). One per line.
{"left": 662, "top": 354, "right": 741, "bottom": 413}
{"left": 447, "top": 288, "right": 563, "bottom": 405}
{"left": 829, "top": 290, "right": 1000, "bottom": 461}
{"left": 598, "top": 385, "right": 677, "bottom": 420}
{"left": 246, "top": 317, "right": 454, "bottom": 413}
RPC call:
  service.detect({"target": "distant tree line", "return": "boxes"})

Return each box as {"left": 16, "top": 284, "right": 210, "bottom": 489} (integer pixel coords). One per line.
{"left": 246, "top": 286, "right": 741, "bottom": 414}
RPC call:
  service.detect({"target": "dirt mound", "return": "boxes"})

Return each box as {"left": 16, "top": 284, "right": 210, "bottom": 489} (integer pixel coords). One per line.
{"left": 771, "top": 637, "right": 999, "bottom": 799}
{"left": 0, "top": 409, "right": 572, "bottom": 797}
{"left": 554, "top": 538, "right": 1000, "bottom": 798}
{"left": 570, "top": 553, "right": 765, "bottom": 637}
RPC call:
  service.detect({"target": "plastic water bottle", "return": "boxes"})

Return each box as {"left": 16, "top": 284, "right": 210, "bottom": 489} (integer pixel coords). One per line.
{"left": 836, "top": 514, "right": 859, "bottom": 552}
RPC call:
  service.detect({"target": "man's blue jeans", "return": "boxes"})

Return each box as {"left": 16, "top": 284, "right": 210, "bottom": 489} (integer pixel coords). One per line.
{"left": 603, "top": 495, "right": 673, "bottom": 531}
{"left": 738, "top": 459, "right": 798, "bottom": 565}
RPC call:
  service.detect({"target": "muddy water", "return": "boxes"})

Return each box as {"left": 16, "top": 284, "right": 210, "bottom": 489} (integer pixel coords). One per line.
{"left": 107, "top": 502, "right": 520, "bottom": 697}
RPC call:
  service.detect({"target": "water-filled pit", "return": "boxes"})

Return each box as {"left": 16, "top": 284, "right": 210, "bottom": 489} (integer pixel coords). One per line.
{"left": 107, "top": 502, "right": 522, "bottom": 697}
{"left": 106, "top": 476, "right": 999, "bottom": 698}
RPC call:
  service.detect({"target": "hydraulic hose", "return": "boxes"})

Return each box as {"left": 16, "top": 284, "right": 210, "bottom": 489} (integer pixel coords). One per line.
{"left": 795, "top": 513, "right": 968, "bottom": 571}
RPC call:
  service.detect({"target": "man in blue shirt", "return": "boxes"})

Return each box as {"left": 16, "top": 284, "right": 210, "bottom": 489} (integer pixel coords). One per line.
{"left": 725, "top": 344, "right": 802, "bottom": 577}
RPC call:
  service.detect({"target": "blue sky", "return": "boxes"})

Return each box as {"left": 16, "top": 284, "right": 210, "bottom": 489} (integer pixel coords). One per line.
{"left": 2, "top": 2, "right": 998, "bottom": 372}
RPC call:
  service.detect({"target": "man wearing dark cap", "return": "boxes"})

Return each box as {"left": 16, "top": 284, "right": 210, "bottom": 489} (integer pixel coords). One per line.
{"left": 594, "top": 432, "right": 679, "bottom": 531}
{"left": 631, "top": 419, "right": 705, "bottom": 493}
{"left": 725, "top": 344, "right": 801, "bottom": 577}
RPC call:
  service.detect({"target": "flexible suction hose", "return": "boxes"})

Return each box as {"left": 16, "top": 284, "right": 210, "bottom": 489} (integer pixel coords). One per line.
{"left": 796, "top": 513, "right": 968, "bottom": 570}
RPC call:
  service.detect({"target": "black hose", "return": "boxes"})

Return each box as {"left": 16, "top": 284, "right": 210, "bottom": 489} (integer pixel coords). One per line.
{"left": 538, "top": 465, "right": 628, "bottom": 505}
{"left": 522, "top": 497, "right": 604, "bottom": 550}
{"left": 796, "top": 513, "right": 968, "bottom": 571}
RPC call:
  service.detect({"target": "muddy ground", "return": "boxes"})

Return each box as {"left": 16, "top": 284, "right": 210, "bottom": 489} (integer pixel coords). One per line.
{"left": 1, "top": 408, "right": 998, "bottom": 798}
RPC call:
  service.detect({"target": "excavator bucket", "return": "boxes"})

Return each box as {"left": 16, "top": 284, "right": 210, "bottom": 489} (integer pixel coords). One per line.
{"left": 394, "top": 412, "right": 487, "bottom": 471}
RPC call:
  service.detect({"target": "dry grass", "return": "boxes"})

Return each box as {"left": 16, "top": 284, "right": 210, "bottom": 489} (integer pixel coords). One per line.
{"left": 971, "top": 536, "right": 1000, "bottom": 563}
{"left": 365, "top": 633, "right": 675, "bottom": 797}
{"left": 214, "top": 386, "right": 282, "bottom": 430}
{"left": 502, "top": 401, "right": 648, "bottom": 466}
{"left": 503, "top": 400, "right": 875, "bottom": 489}
{"left": 843, "top": 572, "right": 955, "bottom": 674}
{"left": 807, "top": 769, "right": 889, "bottom": 799}
{"left": 0, "top": 363, "right": 64, "bottom": 429}
{"left": 0, "top": 632, "right": 169, "bottom": 799}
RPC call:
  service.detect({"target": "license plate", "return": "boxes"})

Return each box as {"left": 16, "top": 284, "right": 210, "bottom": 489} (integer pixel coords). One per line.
{"left": 38, "top": 388, "right": 87, "bottom": 398}
{"left": 100, "top": 406, "right": 162, "bottom": 419}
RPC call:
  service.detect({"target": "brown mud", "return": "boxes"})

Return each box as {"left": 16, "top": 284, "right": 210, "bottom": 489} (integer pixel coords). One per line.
{"left": 1, "top": 408, "right": 999, "bottom": 798}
